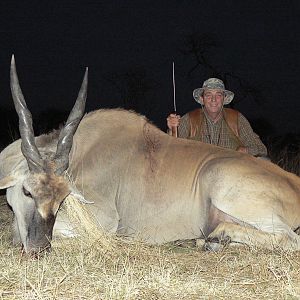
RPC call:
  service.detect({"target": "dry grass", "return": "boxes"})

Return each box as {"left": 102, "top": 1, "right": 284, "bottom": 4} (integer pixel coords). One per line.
{"left": 1, "top": 194, "right": 300, "bottom": 300}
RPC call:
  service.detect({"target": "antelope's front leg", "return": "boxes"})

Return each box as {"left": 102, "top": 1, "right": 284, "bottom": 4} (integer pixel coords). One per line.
{"left": 203, "top": 222, "right": 300, "bottom": 251}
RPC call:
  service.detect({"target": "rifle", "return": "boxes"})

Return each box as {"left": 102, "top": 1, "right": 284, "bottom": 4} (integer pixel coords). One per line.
{"left": 171, "top": 61, "right": 178, "bottom": 137}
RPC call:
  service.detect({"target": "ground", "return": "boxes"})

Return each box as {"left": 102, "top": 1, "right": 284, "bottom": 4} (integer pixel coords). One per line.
{"left": 1, "top": 194, "right": 300, "bottom": 299}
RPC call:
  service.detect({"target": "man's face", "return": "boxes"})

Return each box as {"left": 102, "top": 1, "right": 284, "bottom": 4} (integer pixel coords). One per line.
{"left": 201, "top": 89, "right": 224, "bottom": 115}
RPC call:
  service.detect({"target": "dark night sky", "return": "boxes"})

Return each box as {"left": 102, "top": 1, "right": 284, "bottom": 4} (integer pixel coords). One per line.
{"left": 0, "top": 1, "right": 299, "bottom": 139}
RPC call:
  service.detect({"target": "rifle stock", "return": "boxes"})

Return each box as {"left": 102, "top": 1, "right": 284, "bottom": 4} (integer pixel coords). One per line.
{"left": 171, "top": 126, "right": 178, "bottom": 137}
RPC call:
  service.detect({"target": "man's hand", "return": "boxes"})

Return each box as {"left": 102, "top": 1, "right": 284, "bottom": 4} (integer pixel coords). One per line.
{"left": 236, "top": 146, "right": 248, "bottom": 153}
{"left": 167, "top": 114, "right": 180, "bottom": 130}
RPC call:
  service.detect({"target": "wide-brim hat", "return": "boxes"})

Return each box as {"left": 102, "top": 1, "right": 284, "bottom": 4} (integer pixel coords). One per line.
{"left": 193, "top": 78, "right": 234, "bottom": 105}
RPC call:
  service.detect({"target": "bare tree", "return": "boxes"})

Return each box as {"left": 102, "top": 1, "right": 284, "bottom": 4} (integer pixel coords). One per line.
{"left": 179, "top": 32, "right": 264, "bottom": 105}
{"left": 180, "top": 32, "right": 220, "bottom": 77}
{"left": 103, "top": 67, "right": 156, "bottom": 112}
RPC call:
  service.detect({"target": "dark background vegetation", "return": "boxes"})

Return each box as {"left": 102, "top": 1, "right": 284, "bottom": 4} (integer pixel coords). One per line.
{"left": 0, "top": 1, "right": 299, "bottom": 175}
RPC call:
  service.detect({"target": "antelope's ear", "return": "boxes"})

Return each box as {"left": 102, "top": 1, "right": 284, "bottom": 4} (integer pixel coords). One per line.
{"left": 0, "top": 175, "right": 18, "bottom": 189}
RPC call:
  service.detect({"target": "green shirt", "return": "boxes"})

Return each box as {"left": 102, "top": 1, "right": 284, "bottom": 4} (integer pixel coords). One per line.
{"left": 177, "top": 110, "right": 268, "bottom": 157}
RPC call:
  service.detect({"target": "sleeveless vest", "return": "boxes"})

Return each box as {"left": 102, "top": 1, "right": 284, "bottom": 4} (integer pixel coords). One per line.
{"left": 188, "top": 108, "right": 244, "bottom": 148}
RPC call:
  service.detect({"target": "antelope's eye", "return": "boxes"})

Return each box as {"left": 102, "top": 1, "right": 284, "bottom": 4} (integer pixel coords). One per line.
{"left": 22, "top": 186, "right": 33, "bottom": 198}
